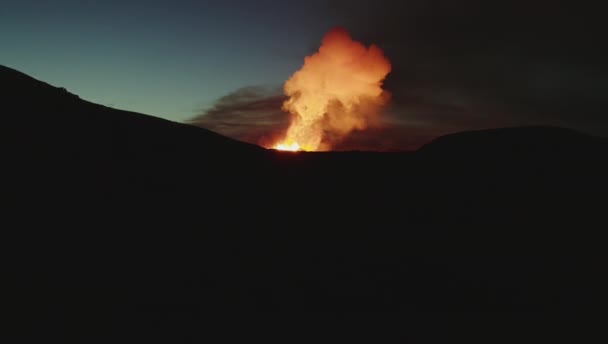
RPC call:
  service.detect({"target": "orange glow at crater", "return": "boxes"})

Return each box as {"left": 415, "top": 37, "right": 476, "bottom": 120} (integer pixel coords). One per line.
{"left": 273, "top": 142, "right": 301, "bottom": 152}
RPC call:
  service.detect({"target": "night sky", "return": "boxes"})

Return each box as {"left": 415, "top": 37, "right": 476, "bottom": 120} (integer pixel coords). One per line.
{"left": 3, "top": 0, "right": 607, "bottom": 149}
{"left": 2, "top": 0, "right": 333, "bottom": 121}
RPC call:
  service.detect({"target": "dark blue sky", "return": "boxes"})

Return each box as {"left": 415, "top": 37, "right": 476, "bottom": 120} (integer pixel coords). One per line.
{"left": 1, "top": 0, "right": 334, "bottom": 121}
{"left": 3, "top": 0, "right": 606, "bottom": 147}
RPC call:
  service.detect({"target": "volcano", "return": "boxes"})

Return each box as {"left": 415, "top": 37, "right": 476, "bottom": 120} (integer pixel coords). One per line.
{"left": 4, "top": 64, "right": 608, "bottom": 343}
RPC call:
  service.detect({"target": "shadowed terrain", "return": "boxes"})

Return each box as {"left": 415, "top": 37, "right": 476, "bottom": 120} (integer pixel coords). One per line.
{"left": 3, "top": 64, "right": 607, "bottom": 343}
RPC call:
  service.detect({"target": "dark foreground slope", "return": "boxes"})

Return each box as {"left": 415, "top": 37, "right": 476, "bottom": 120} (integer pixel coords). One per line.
{"left": 3, "top": 64, "right": 608, "bottom": 343}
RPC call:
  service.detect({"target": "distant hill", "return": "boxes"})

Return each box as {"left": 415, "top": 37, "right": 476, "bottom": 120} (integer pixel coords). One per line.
{"left": 3, "top": 64, "right": 607, "bottom": 343}
{"left": 420, "top": 125, "right": 606, "bottom": 157}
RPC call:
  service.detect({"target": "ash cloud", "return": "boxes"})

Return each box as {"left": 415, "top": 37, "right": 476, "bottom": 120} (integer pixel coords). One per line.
{"left": 188, "top": 84, "right": 493, "bottom": 151}
{"left": 190, "top": 1, "right": 608, "bottom": 151}
{"left": 188, "top": 86, "right": 291, "bottom": 147}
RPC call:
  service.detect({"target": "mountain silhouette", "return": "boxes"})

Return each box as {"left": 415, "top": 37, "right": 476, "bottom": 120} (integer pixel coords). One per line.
{"left": 3, "top": 64, "right": 607, "bottom": 343}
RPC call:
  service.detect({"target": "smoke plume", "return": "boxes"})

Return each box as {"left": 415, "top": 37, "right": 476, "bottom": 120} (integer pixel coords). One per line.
{"left": 275, "top": 27, "right": 392, "bottom": 151}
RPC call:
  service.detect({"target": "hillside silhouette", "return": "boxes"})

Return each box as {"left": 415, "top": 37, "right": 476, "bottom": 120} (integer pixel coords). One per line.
{"left": 3, "top": 64, "right": 607, "bottom": 343}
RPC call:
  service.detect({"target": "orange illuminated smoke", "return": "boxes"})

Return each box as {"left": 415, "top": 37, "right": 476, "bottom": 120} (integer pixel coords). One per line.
{"left": 271, "top": 27, "right": 392, "bottom": 152}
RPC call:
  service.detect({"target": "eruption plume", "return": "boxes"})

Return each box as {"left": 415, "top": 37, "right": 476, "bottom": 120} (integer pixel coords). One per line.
{"left": 272, "top": 27, "right": 392, "bottom": 151}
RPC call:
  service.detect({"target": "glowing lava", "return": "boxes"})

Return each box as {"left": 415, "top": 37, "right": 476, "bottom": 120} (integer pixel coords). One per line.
{"left": 274, "top": 142, "right": 301, "bottom": 152}
{"left": 269, "top": 27, "right": 391, "bottom": 152}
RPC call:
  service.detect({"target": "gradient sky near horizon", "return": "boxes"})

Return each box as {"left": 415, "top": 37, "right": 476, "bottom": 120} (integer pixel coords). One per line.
{"left": 3, "top": 0, "right": 606, "bottom": 148}
{"left": 1, "top": 0, "right": 334, "bottom": 121}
